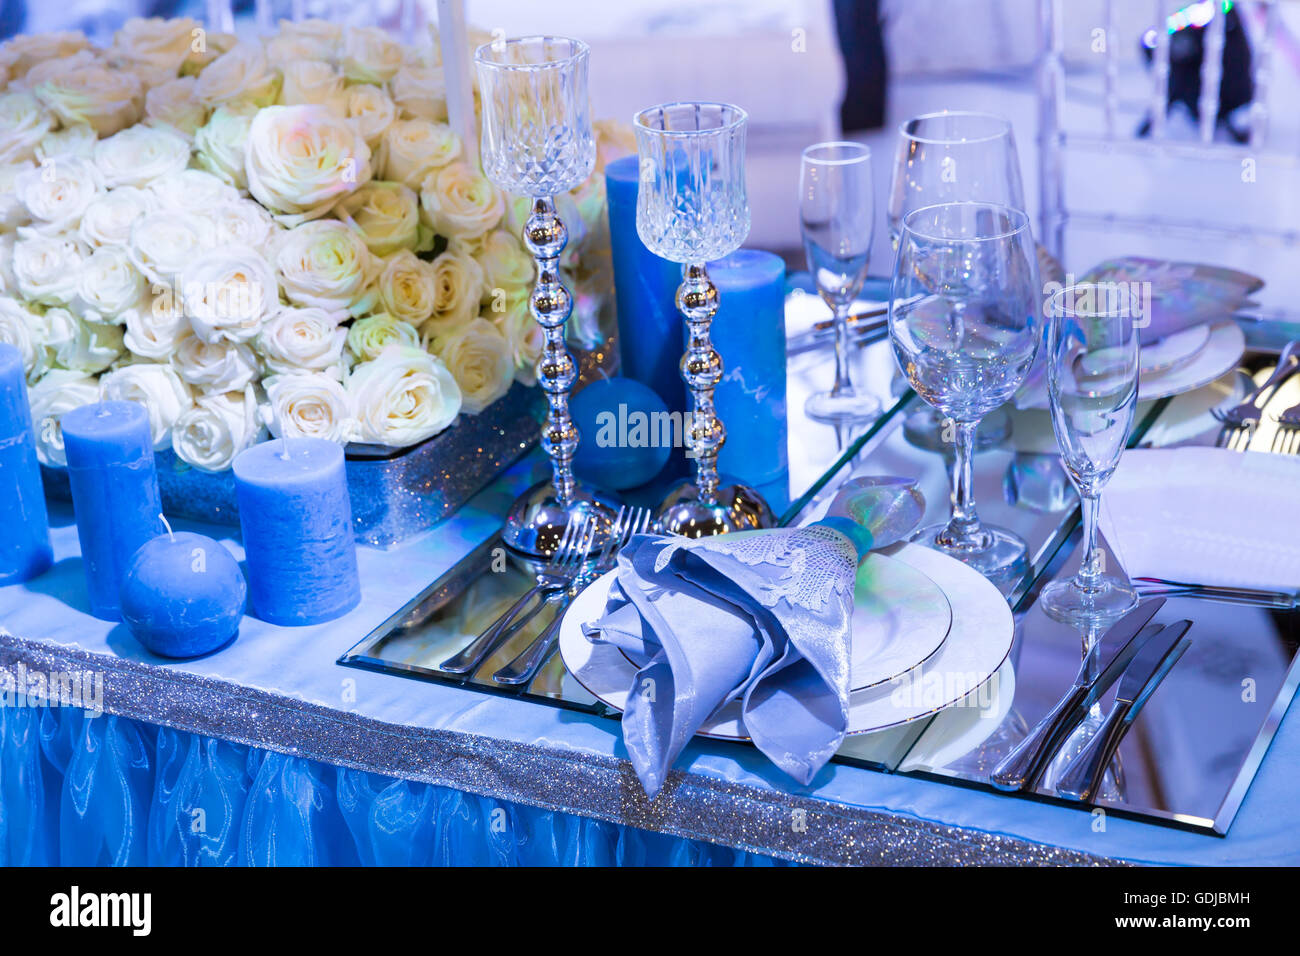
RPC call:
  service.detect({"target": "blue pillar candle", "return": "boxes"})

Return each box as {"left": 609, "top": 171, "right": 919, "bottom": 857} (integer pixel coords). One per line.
{"left": 605, "top": 155, "right": 687, "bottom": 415}
{"left": 708, "top": 250, "right": 790, "bottom": 513}
{"left": 120, "top": 529, "right": 247, "bottom": 658}
{"left": 62, "top": 401, "right": 163, "bottom": 621}
{"left": 0, "top": 343, "right": 52, "bottom": 585}
{"left": 233, "top": 438, "right": 360, "bottom": 626}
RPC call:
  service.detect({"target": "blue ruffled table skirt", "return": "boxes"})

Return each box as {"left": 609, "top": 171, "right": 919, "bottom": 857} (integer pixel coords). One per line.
{"left": 0, "top": 705, "right": 790, "bottom": 867}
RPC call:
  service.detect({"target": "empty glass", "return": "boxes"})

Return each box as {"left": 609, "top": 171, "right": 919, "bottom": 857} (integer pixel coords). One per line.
{"left": 799, "top": 142, "right": 881, "bottom": 425}
{"left": 889, "top": 202, "right": 1040, "bottom": 577}
{"left": 1040, "top": 284, "right": 1141, "bottom": 623}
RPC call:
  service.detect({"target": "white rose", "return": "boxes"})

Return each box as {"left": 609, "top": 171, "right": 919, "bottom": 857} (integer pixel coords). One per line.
{"left": 93, "top": 125, "right": 191, "bottom": 189}
{"left": 420, "top": 162, "right": 504, "bottom": 241}
{"left": 128, "top": 211, "right": 214, "bottom": 284}
{"left": 12, "top": 232, "right": 86, "bottom": 306}
{"left": 0, "top": 296, "right": 39, "bottom": 378}
{"left": 347, "top": 345, "right": 460, "bottom": 446}
{"left": 31, "top": 61, "right": 142, "bottom": 136}
{"left": 181, "top": 32, "right": 238, "bottom": 77}
{"left": 173, "top": 388, "right": 263, "bottom": 473}
{"left": 99, "top": 361, "right": 194, "bottom": 450}
{"left": 123, "top": 293, "right": 188, "bottom": 359}
{"left": 0, "top": 32, "right": 92, "bottom": 81}
{"left": 77, "top": 245, "right": 146, "bottom": 320}
{"left": 491, "top": 297, "right": 545, "bottom": 386}
{"left": 193, "top": 105, "right": 256, "bottom": 189}
{"left": 375, "top": 249, "right": 437, "bottom": 325}
{"left": 0, "top": 161, "right": 34, "bottom": 230}
{"left": 193, "top": 44, "right": 281, "bottom": 110}
{"left": 279, "top": 60, "right": 346, "bottom": 110}
{"left": 0, "top": 233, "right": 17, "bottom": 293}
{"left": 79, "top": 186, "right": 156, "bottom": 247}
{"left": 473, "top": 229, "right": 534, "bottom": 299}
{"left": 14, "top": 157, "right": 103, "bottom": 233}
{"left": 258, "top": 306, "right": 347, "bottom": 376}
{"left": 172, "top": 333, "right": 259, "bottom": 393}
{"left": 340, "top": 27, "right": 403, "bottom": 85}
{"left": 110, "top": 16, "right": 197, "bottom": 78}
{"left": 35, "top": 124, "right": 98, "bottom": 164}
{"left": 332, "top": 181, "right": 423, "bottom": 256}
{"left": 377, "top": 119, "right": 459, "bottom": 190}
{"left": 145, "top": 76, "right": 209, "bottom": 138}
{"left": 269, "top": 19, "right": 341, "bottom": 61}
{"left": 420, "top": 246, "right": 485, "bottom": 338}
{"left": 434, "top": 316, "right": 514, "bottom": 414}
{"left": 390, "top": 65, "right": 447, "bottom": 122}
{"left": 0, "top": 91, "right": 53, "bottom": 163}
{"left": 262, "top": 372, "right": 355, "bottom": 443}
{"left": 345, "top": 83, "right": 397, "bottom": 150}
{"left": 202, "top": 199, "right": 281, "bottom": 255}
{"left": 245, "top": 104, "right": 373, "bottom": 226}
{"left": 345, "top": 312, "right": 420, "bottom": 364}
{"left": 148, "top": 169, "right": 240, "bottom": 213}
{"left": 43, "top": 309, "right": 124, "bottom": 374}
{"left": 182, "top": 244, "right": 280, "bottom": 345}
{"left": 26, "top": 369, "right": 100, "bottom": 466}
{"left": 275, "top": 220, "right": 379, "bottom": 314}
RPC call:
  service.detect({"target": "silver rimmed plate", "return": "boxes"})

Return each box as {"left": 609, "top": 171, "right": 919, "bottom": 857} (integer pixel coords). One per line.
{"left": 558, "top": 541, "right": 1014, "bottom": 739}
{"left": 1141, "top": 323, "right": 1211, "bottom": 375}
{"left": 1137, "top": 320, "right": 1245, "bottom": 401}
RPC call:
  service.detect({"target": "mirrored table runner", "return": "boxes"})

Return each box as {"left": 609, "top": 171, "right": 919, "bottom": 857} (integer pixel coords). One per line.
{"left": 341, "top": 305, "right": 1300, "bottom": 835}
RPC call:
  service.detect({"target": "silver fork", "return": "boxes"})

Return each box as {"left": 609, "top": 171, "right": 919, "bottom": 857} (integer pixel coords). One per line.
{"left": 1213, "top": 340, "right": 1300, "bottom": 449}
{"left": 1271, "top": 397, "right": 1300, "bottom": 455}
{"left": 440, "top": 515, "right": 597, "bottom": 675}
{"left": 491, "top": 505, "right": 653, "bottom": 686}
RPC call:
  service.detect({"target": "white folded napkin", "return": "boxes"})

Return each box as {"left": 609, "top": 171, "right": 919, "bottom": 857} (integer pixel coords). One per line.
{"left": 1098, "top": 448, "right": 1300, "bottom": 591}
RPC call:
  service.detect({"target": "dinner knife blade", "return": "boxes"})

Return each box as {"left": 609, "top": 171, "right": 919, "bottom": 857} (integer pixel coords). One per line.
{"left": 1117, "top": 620, "right": 1192, "bottom": 708}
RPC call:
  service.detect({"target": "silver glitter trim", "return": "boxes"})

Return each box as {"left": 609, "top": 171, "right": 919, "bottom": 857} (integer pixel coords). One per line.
{"left": 0, "top": 632, "right": 1128, "bottom": 866}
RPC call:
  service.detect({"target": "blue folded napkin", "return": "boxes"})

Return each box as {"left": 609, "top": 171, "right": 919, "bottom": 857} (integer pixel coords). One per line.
{"left": 582, "top": 478, "right": 923, "bottom": 797}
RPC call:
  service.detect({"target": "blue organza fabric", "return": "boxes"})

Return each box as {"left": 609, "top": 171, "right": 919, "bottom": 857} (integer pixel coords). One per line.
{"left": 0, "top": 706, "right": 790, "bottom": 866}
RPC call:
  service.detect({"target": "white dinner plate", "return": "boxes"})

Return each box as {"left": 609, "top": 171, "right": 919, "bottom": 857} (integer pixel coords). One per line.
{"left": 558, "top": 541, "right": 1014, "bottom": 739}
{"left": 1137, "top": 320, "right": 1245, "bottom": 401}
{"left": 1140, "top": 323, "right": 1211, "bottom": 375}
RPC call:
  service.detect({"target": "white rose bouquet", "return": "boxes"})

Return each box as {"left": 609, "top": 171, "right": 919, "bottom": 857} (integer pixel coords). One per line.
{"left": 0, "top": 16, "right": 624, "bottom": 474}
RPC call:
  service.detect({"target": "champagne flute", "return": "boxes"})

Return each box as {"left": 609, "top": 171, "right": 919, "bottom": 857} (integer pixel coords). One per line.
{"left": 800, "top": 142, "right": 880, "bottom": 424}
{"left": 889, "top": 202, "right": 1040, "bottom": 577}
{"left": 1040, "top": 284, "right": 1141, "bottom": 623}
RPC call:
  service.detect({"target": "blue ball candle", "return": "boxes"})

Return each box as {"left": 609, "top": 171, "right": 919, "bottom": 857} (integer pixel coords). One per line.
{"left": 233, "top": 438, "right": 360, "bottom": 626}
{"left": 571, "top": 378, "right": 673, "bottom": 491}
{"left": 709, "top": 250, "right": 790, "bottom": 512}
{"left": 0, "top": 343, "right": 52, "bottom": 585}
{"left": 62, "top": 401, "right": 163, "bottom": 621}
{"left": 120, "top": 528, "right": 246, "bottom": 658}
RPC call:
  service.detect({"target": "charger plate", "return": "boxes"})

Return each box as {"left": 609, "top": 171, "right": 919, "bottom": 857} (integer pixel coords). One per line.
{"left": 558, "top": 541, "right": 1014, "bottom": 739}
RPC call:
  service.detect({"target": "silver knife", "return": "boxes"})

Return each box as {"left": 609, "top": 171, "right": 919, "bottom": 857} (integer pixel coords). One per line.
{"left": 1056, "top": 621, "right": 1192, "bottom": 802}
{"left": 990, "top": 598, "right": 1166, "bottom": 792}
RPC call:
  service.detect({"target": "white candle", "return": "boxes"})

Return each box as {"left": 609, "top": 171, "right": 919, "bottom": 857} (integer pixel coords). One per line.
{"left": 437, "top": 0, "right": 480, "bottom": 169}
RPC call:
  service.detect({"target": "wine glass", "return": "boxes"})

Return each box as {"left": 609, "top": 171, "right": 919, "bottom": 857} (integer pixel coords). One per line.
{"left": 1039, "top": 284, "right": 1141, "bottom": 623}
{"left": 634, "top": 101, "right": 774, "bottom": 537}
{"left": 800, "top": 142, "right": 881, "bottom": 425}
{"left": 888, "top": 112, "right": 1026, "bottom": 451}
{"left": 889, "top": 202, "right": 1040, "bottom": 577}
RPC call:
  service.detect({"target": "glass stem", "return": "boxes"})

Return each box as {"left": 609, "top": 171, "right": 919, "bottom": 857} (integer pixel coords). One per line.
{"left": 830, "top": 303, "right": 855, "bottom": 398}
{"left": 1075, "top": 491, "right": 1104, "bottom": 593}
{"left": 941, "top": 421, "right": 986, "bottom": 548}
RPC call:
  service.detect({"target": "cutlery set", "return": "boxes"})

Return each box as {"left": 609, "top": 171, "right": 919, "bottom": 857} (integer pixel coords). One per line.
{"left": 992, "top": 599, "right": 1193, "bottom": 804}
{"left": 1214, "top": 339, "right": 1300, "bottom": 451}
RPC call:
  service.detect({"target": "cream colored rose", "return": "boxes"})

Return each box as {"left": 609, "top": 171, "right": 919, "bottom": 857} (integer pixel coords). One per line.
{"left": 99, "top": 361, "right": 194, "bottom": 450}
{"left": 377, "top": 119, "right": 460, "bottom": 191}
{"left": 375, "top": 250, "right": 438, "bottom": 325}
{"left": 27, "top": 369, "right": 100, "bottom": 466}
{"left": 194, "top": 44, "right": 280, "bottom": 110}
{"left": 172, "top": 387, "right": 263, "bottom": 472}
{"left": 0, "top": 165, "right": 29, "bottom": 232}
{"left": 262, "top": 371, "right": 355, "bottom": 443}
{"left": 181, "top": 31, "right": 238, "bottom": 76}
{"left": 111, "top": 16, "right": 197, "bottom": 78}
{"left": 345, "top": 83, "right": 397, "bottom": 150}
{"left": 419, "top": 246, "right": 485, "bottom": 338}
{"left": 93, "top": 125, "right": 190, "bottom": 189}
{"left": 202, "top": 199, "right": 281, "bottom": 255}
{"left": 275, "top": 220, "right": 380, "bottom": 314}
{"left": 0, "top": 31, "right": 91, "bottom": 81}
{"left": 12, "top": 233, "right": 85, "bottom": 306}
{"left": 420, "top": 162, "right": 504, "bottom": 241}
{"left": 473, "top": 229, "right": 534, "bottom": 300}
{"left": 270, "top": 19, "right": 342, "bottom": 61}
{"left": 332, "top": 181, "right": 423, "bottom": 257}
{"left": 345, "top": 312, "right": 420, "bottom": 364}
{"left": 79, "top": 186, "right": 156, "bottom": 247}
{"left": 434, "top": 316, "right": 514, "bottom": 414}
{"left": 44, "top": 310, "right": 123, "bottom": 374}
{"left": 77, "top": 245, "right": 146, "bottom": 320}
{"left": 347, "top": 345, "right": 460, "bottom": 446}
{"left": 390, "top": 65, "right": 447, "bottom": 122}
{"left": 0, "top": 295, "right": 38, "bottom": 378}
{"left": 193, "top": 105, "right": 256, "bottom": 189}
{"left": 148, "top": 169, "right": 240, "bottom": 213}
{"left": 341, "top": 27, "right": 403, "bottom": 85}
{"left": 183, "top": 244, "right": 280, "bottom": 345}
{"left": 31, "top": 61, "right": 142, "bottom": 136}
{"left": 491, "top": 297, "right": 545, "bottom": 386}
{"left": 172, "top": 333, "right": 259, "bottom": 393}
{"left": 123, "top": 293, "right": 188, "bottom": 359}
{"left": 258, "top": 306, "right": 347, "bottom": 376}
{"left": 128, "top": 211, "right": 214, "bottom": 284}
{"left": 246, "top": 104, "right": 373, "bottom": 225}
{"left": 14, "top": 157, "right": 102, "bottom": 233}
{"left": 279, "top": 60, "right": 346, "bottom": 110}
{"left": 36, "top": 124, "right": 98, "bottom": 163}
{"left": 145, "top": 76, "right": 209, "bottom": 138}
{"left": 0, "top": 91, "right": 53, "bottom": 164}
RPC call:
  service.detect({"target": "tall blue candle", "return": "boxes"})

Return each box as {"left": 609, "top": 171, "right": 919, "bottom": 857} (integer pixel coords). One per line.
{"left": 0, "top": 343, "right": 52, "bottom": 585}
{"left": 61, "top": 401, "right": 163, "bottom": 620}
{"left": 709, "top": 250, "right": 790, "bottom": 513}
{"left": 606, "top": 154, "right": 686, "bottom": 415}
{"left": 233, "top": 438, "right": 360, "bottom": 626}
